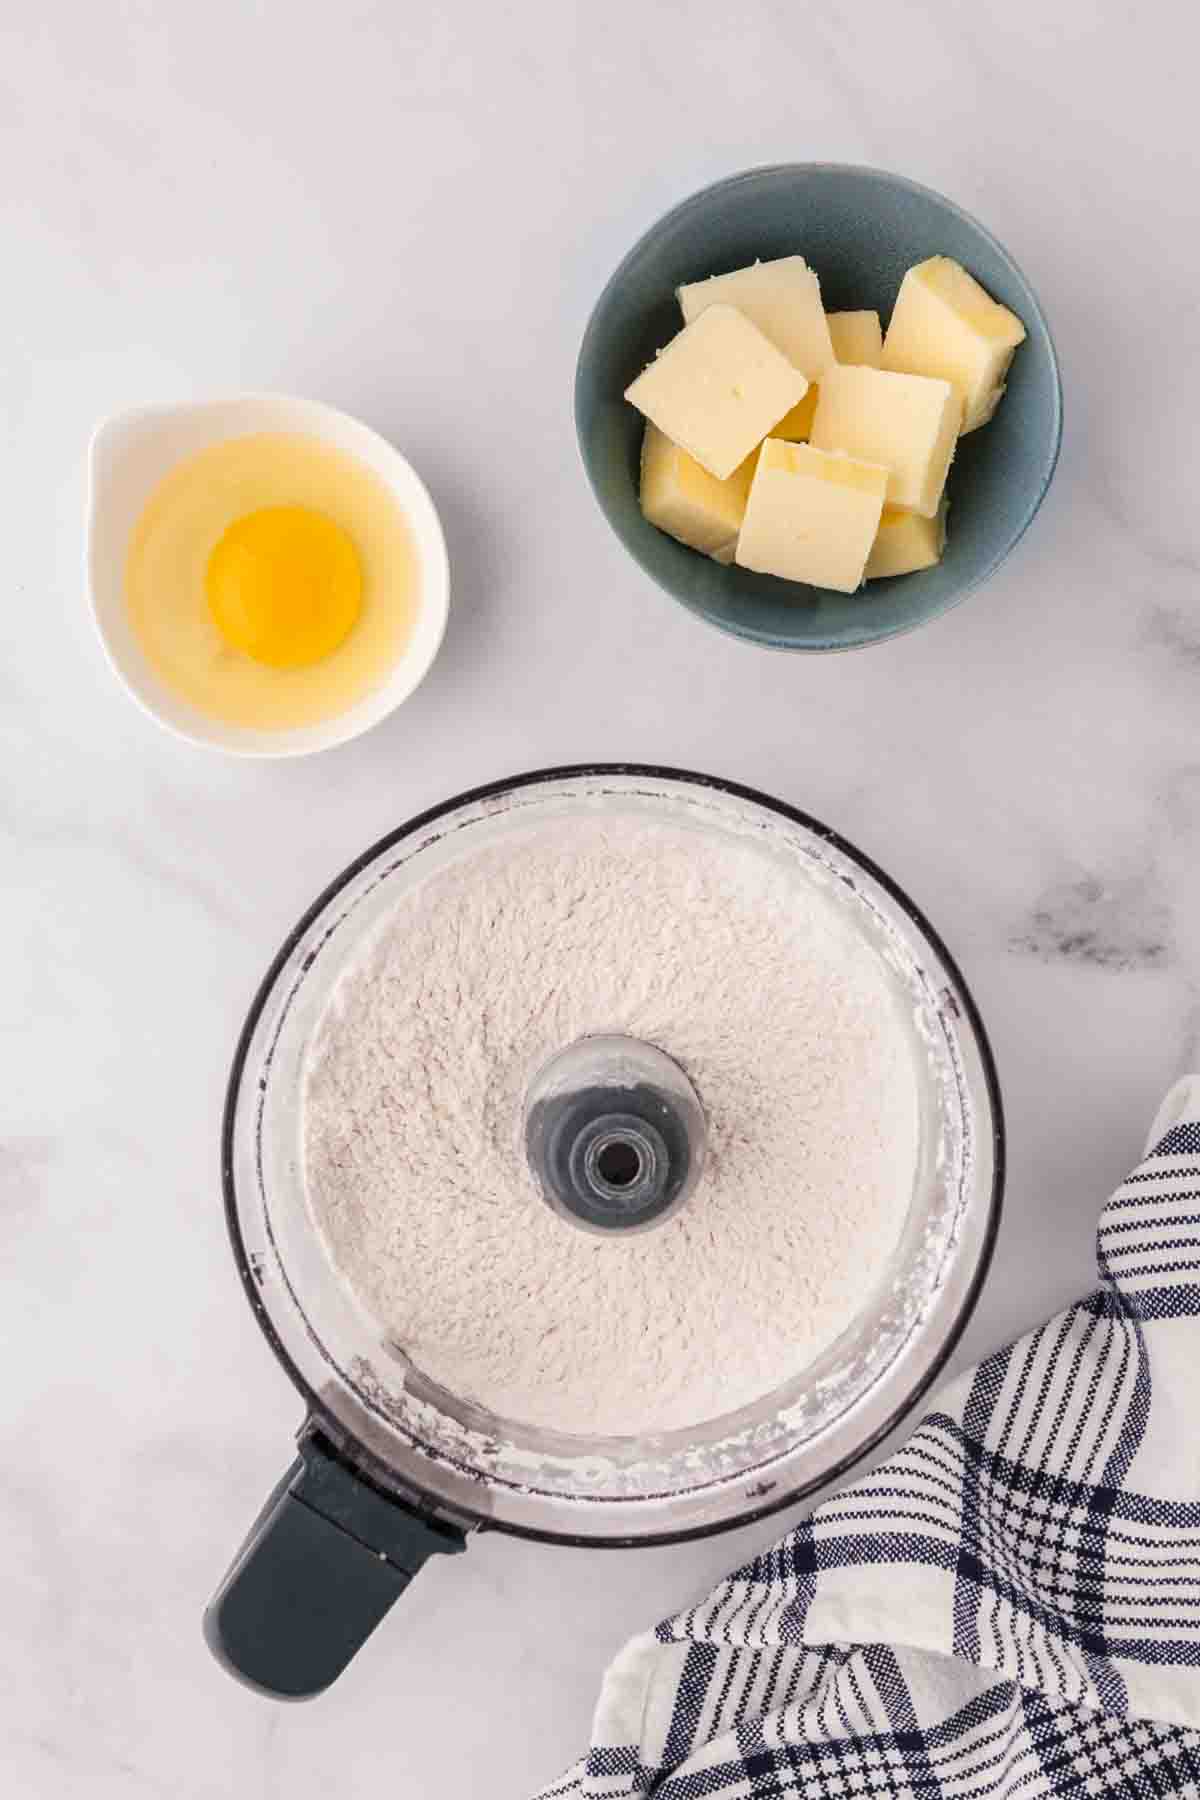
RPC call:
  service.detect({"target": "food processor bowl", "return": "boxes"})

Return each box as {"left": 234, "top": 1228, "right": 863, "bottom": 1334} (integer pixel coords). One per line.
{"left": 205, "top": 766, "right": 1003, "bottom": 1697}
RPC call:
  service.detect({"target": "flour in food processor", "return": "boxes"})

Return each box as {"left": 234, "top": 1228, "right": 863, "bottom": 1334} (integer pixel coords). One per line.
{"left": 301, "top": 817, "right": 919, "bottom": 1437}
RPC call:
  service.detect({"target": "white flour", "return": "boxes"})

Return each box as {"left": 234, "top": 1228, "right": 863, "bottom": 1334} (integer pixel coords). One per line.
{"left": 302, "top": 817, "right": 918, "bottom": 1437}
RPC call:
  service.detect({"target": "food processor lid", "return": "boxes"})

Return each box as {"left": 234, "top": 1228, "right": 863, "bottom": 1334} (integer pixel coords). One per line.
{"left": 221, "top": 765, "right": 1003, "bottom": 1547}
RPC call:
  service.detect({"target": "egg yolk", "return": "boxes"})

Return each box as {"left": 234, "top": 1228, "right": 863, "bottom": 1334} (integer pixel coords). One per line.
{"left": 205, "top": 506, "right": 363, "bottom": 669}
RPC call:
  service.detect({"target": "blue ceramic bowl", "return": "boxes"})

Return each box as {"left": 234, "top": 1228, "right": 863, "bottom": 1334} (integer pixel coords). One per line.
{"left": 575, "top": 165, "right": 1062, "bottom": 651}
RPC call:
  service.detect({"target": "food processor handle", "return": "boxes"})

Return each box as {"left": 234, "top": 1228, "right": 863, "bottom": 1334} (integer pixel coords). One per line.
{"left": 203, "top": 1425, "right": 467, "bottom": 1699}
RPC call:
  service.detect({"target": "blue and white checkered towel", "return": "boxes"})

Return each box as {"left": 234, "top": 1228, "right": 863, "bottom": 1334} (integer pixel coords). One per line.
{"left": 538, "top": 1078, "right": 1200, "bottom": 1799}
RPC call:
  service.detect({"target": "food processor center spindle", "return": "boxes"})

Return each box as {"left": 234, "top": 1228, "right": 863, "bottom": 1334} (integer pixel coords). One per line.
{"left": 523, "top": 1034, "right": 707, "bottom": 1235}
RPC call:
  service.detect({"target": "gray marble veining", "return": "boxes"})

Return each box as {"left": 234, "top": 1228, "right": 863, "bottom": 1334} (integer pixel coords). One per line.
{"left": 1012, "top": 870, "right": 1172, "bottom": 972}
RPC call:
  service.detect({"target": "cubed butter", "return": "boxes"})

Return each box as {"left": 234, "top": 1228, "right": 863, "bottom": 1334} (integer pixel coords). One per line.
{"left": 639, "top": 423, "right": 756, "bottom": 562}
{"left": 624, "top": 304, "right": 808, "bottom": 480}
{"left": 827, "top": 309, "right": 883, "bottom": 366}
{"left": 865, "top": 502, "right": 947, "bottom": 580}
{"left": 810, "top": 364, "right": 961, "bottom": 517}
{"left": 677, "top": 256, "right": 836, "bottom": 380}
{"left": 881, "top": 256, "right": 1026, "bottom": 432}
{"left": 735, "top": 440, "right": 887, "bottom": 593}
{"left": 776, "top": 311, "right": 883, "bottom": 439}
{"left": 773, "top": 387, "right": 819, "bottom": 441}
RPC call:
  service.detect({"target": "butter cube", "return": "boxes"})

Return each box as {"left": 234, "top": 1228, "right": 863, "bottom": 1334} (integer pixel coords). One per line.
{"left": 777, "top": 311, "right": 883, "bottom": 439}
{"left": 735, "top": 440, "right": 887, "bottom": 593}
{"left": 827, "top": 309, "right": 883, "bottom": 366}
{"left": 774, "top": 387, "right": 819, "bottom": 441}
{"left": 677, "top": 256, "right": 836, "bottom": 380}
{"left": 625, "top": 304, "right": 808, "bottom": 481}
{"left": 881, "top": 256, "right": 1026, "bottom": 432}
{"left": 639, "top": 424, "right": 755, "bottom": 562}
{"left": 865, "top": 503, "right": 947, "bottom": 580}
{"left": 810, "top": 365, "right": 961, "bottom": 517}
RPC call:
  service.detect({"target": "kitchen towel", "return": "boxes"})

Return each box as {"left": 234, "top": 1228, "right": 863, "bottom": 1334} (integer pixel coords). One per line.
{"left": 537, "top": 1076, "right": 1200, "bottom": 1799}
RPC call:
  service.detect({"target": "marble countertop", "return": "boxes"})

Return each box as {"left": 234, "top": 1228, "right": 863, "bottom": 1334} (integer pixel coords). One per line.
{"left": 4, "top": 2, "right": 1199, "bottom": 1794}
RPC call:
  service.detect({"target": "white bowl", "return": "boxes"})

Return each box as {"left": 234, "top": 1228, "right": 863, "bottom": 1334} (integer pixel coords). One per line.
{"left": 86, "top": 393, "right": 450, "bottom": 758}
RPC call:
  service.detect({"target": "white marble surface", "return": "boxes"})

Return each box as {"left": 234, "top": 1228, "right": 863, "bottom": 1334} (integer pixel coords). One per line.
{"left": 3, "top": 2, "right": 1199, "bottom": 1793}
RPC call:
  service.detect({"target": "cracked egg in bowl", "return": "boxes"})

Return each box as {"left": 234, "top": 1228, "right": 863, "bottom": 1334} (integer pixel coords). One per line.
{"left": 87, "top": 394, "right": 449, "bottom": 756}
